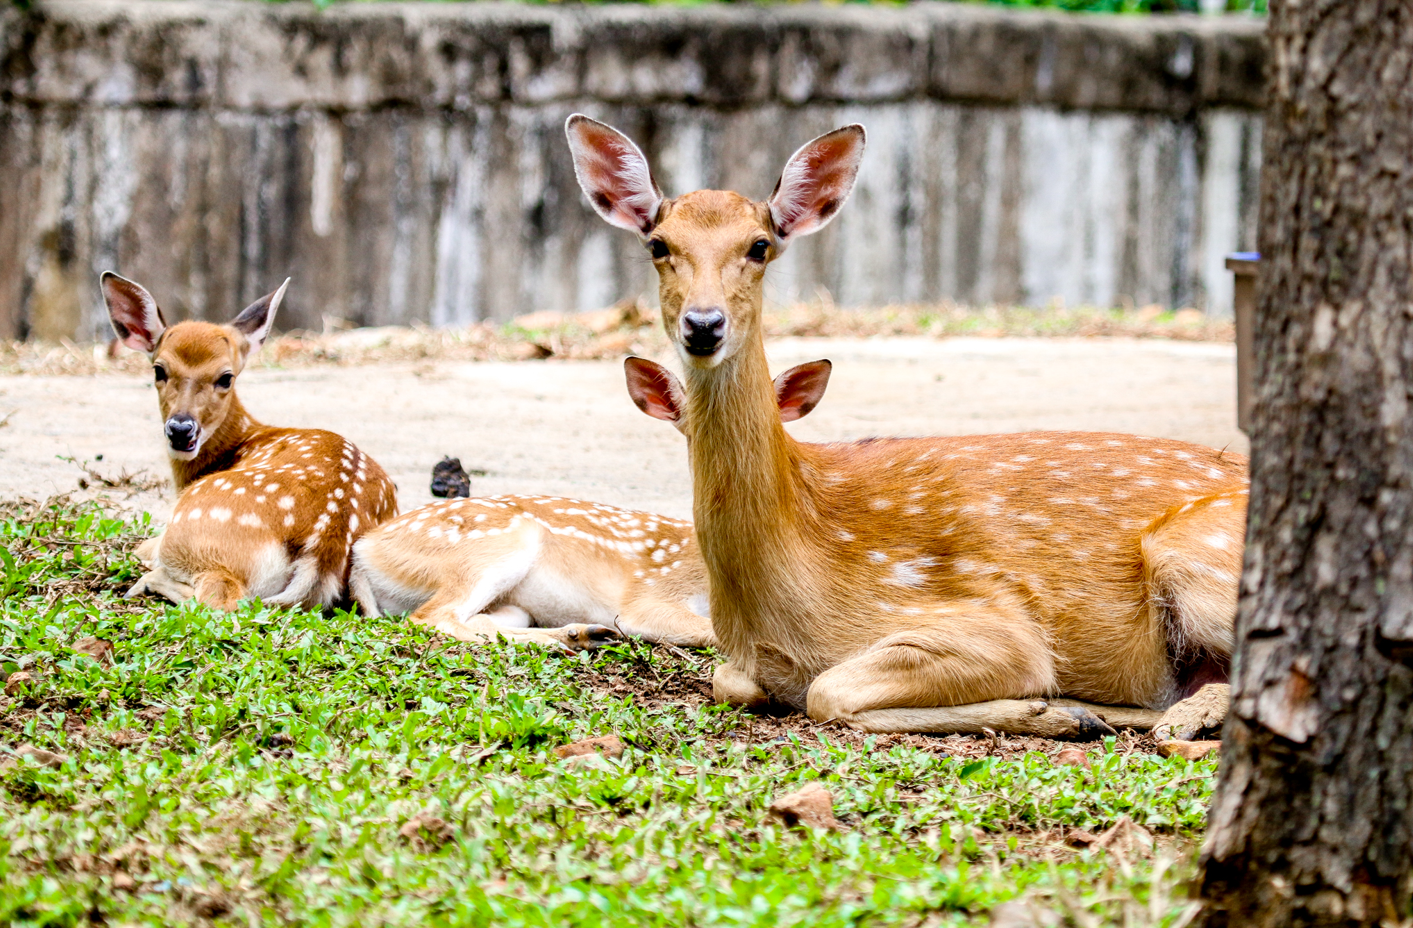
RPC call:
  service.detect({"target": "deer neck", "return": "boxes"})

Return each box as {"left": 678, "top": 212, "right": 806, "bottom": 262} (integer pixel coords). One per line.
{"left": 684, "top": 339, "right": 813, "bottom": 618}
{"left": 169, "top": 394, "right": 264, "bottom": 492}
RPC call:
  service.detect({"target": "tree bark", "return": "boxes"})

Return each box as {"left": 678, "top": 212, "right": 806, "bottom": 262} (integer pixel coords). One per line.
{"left": 1196, "top": 3, "right": 1413, "bottom": 926}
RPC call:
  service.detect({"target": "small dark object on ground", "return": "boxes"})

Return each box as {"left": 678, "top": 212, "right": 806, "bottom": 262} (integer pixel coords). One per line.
{"left": 430, "top": 457, "right": 471, "bottom": 498}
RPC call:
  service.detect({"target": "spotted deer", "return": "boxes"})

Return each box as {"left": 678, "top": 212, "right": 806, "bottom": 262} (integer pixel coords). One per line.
{"left": 568, "top": 114, "right": 1247, "bottom": 737}
{"left": 102, "top": 273, "right": 398, "bottom": 610}
{"left": 347, "top": 359, "right": 830, "bottom": 651}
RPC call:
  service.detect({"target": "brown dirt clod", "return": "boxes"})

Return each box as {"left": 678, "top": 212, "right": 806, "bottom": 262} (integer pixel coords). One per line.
{"left": 1053, "top": 748, "right": 1090, "bottom": 769}
{"left": 1156, "top": 739, "right": 1221, "bottom": 761}
{"left": 553, "top": 734, "right": 625, "bottom": 760}
{"left": 71, "top": 636, "right": 114, "bottom": 665}
{"left": 399, "top": 815, "right": 456, "bottom": 852}
{"left": 4, "top": 671, "right": 34, "bottom": 695}
{"left": 768, "top": 782, "right": 839, "bottom": 831}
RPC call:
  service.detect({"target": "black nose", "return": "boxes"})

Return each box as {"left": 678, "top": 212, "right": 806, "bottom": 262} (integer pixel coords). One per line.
{"left": 681, "top": 309, "right": 726, "bottom": 356}
{"left": 165, "top": 415, "right": 199, "bottom": 451}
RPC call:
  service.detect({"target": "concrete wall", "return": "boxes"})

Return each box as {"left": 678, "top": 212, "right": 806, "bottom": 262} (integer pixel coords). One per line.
{"left": 0, "top": 1, "right": 1266, "bottom": 341}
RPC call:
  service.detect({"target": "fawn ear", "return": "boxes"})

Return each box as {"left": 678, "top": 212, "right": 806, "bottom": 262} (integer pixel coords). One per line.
{"left": 625, "top": 357, "right": 686, "bottom": 428}
{"left": 101, "top": 272, "right": 167, "bottom": 354}
{"left": 773, "top": 360, "right": 832, "bottom": 423}
{"left": 566, "top": 114, "right": 664, "bottom": 237}
{"left": 230, "top": 278, "right": 288, "bottom": 357}
{"left": 767, "top": 126, "right": 866, "bottom": 247}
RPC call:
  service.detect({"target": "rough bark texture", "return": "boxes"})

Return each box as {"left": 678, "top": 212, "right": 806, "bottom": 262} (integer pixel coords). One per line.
{"left": 1197, "top": 2, "right": 1413, "bottom": 925}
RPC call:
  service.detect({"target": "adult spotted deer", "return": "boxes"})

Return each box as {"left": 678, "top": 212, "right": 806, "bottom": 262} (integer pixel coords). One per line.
{"left": 568, "top": 114, "right": 1247, "bottom": 737}
{"left": 103, "top": 273, "right": 398, "bottom": 610}
{"left": 348, "top": 360, "right": 829, "bottom": 651}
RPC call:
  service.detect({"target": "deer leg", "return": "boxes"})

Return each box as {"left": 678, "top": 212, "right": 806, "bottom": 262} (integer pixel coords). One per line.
{"left": 713, "top": 661, "right": 771, "bottom": 710}
{"left": 805, "top": 618, "right": 1116, "bottom": 738}
{"left": 615, "top": 599, "right": 716, "bottom": 647}
{"left": 133, "top": 534, "right": 162, "bottom": 570}
{"left": 411, "top": 591, "right": 620, "bottom": 652}
{"left": 192, "top": 570, "right": 247, "bottom": 612}
{"left": 125, "top": 566, "right": 195, "bottom": 604}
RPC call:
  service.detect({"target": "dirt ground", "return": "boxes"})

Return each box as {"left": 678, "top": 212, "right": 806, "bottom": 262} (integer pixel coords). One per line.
{"left": 0, "top": 336, "right": 1246, "bottom": 523}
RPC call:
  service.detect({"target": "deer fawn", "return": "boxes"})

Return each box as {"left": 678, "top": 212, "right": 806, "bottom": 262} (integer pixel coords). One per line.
{"left": 102, "top": 273, "right": 398, "bottom": 610}
{"left": 348, "top": 360, "right": 828, "bottom": 651}
{"left": 569, "top": 114, "right": 1247, "bottom": 737}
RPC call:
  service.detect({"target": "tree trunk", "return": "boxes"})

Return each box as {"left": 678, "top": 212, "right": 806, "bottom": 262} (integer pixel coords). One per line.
{"left": 1196, "top": 3, "right": 1413, "bottom": 926}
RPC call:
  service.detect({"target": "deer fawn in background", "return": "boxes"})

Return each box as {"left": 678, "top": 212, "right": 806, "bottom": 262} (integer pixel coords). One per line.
{"left": 348, "top": 360, "right": 829, "bottom": 651}
{"left": 103, "top": 273, "right": 398, "bottom": 610}
{"left": 569, "top": 114, "right": 1247, "bottom": 737}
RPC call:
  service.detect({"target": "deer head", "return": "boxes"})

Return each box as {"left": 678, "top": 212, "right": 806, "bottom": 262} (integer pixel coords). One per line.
{"left": 101, "top": 273, "right": 286, "bottom": 461}
{"left": 567, "top": 115, "right": 865, "bottom": 370}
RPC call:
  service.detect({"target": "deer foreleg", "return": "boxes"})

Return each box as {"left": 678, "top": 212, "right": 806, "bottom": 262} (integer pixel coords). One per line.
{"left": 125, "top": 566, "right": 195, "bottom": 605}
{"left": 804, "top": 618, "right": 1115, "bottom": 738}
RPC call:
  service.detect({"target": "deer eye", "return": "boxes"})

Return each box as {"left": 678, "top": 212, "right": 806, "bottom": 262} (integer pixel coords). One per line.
{"left": 153, "top": 366, "right": 168, "bottom": 384}
{"left": 747, "top": 239, "right": 770, "bottom": 262}
{"left": 648, "top": 239, "right": 670, "bottom": 260}
{"left": 215, "top": 372, "right": 234, "bottom": 390}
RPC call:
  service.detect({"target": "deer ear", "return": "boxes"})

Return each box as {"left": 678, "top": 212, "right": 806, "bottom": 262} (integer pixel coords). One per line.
{"left": 767, "top": 126, "right": 865, "bottom": 247}
{"left": 625, "top": 357, "right": 686, "bottom": 427}
{"left": 101, "top": 272, "right": 167, "bottom": 354}
{"left": 566, "top": 114, "right": 664, "bottom": 237}
{"left": 230, "top": 278, "right": 288, "bottom": 356}
{"left": 774, "top": 360, "right": 832, "bottom": 423}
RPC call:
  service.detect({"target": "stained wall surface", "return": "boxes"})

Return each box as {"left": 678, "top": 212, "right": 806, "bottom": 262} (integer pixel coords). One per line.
{"left": 0, "top": 1, "right": 1265, "bottom": 340}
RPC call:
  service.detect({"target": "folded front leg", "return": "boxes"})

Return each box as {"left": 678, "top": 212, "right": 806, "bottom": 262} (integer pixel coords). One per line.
{"left": 804, "top": 611, "right": 1114, "bottom": 738}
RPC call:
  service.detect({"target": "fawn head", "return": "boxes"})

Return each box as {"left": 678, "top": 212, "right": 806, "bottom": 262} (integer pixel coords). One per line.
{"left": 101, "top": 273, "right": 285, "bottom": 460}
{"left": 624, "top": 357, "right": 833, "bottom": 434}
{"left": 567, "top": 115, "right": 865, "bottom": 369}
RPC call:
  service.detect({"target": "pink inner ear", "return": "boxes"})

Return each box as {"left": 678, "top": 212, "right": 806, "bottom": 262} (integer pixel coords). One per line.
{"left": 770, "top": 129, "right": 864, "bottom": 240}
{"left": 625, "top": 359, "right": 682, "bottom": 423}
{"left": 569, "top": 120, "right": 662, "bottom": 234}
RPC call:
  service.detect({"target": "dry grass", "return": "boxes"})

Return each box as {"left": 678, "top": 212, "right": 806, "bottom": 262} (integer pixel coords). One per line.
{"left": 0, "top": 301, "right": 1233, "bottom": 377}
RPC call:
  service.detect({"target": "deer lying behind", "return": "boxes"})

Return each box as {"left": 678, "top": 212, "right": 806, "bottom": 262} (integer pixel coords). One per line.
{"left": 347, "top": 360, "right": 828, "bottom": 651}
{"left": 569, "top": 114, "right": 1247, "bottom": 737}
{"left": 103, "top": 274, "right": 398, "bottom": 610}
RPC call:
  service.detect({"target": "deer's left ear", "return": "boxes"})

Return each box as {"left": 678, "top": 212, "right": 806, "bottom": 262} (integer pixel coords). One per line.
{"left": 230, "top": 278, "right": 288, "bottom": 360}
{"left": 625, "top": 357, "right": 688, "bottom": 433}
{"left": 773, "top": 360, "right": 832, "bottom": 422}
{"left": 767, "top": 126, "right": 865, "bottom": 247}
{"left": 566, "top": 114, "right": 664, "bottom": 237}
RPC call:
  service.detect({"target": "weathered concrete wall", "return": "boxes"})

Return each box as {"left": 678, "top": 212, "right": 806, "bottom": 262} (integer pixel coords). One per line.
{"left": 0, "top": 1, "right": 1265, "bottom": 341}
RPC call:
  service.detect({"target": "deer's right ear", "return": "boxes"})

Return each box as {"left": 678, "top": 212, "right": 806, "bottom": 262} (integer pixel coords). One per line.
{"left": 101, "top": 272, "right": 167, "bottom": 354}
{"left": 566, "top": 114, "right": 663, "bottom": 237}
{"left": 768, "top": 126, "right": 866, "bottom": 246}
{"left": 625, "top": 357, "right": 685, "bottom": 426}
{"left": 230, "top": 277, "right": 288, "bottom": 358}
{"left": 773, "top": 360, "right": 832, "bottom": 423}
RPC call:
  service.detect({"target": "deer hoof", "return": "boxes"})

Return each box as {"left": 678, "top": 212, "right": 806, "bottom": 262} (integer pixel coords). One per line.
{"left": 561, "top": 624, "right": 624, "bottom": 649}
{"left": 1053, "top": 706, "right": 1117, "bottom": 741}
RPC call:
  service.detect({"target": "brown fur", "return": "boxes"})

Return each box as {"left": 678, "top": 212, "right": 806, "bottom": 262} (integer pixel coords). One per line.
{"left": 104, "top": 275, "right": 398, "bottom": 610}
{"left": 569, "top": 115, "right": 1248, "bottom": 736}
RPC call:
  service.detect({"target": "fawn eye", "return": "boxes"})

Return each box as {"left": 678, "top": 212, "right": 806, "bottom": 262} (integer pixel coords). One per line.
{"left": 648, "top": 239, "right": 670, "bottom": 260}
{"left": 215, "top": 372, "right": 234, "bottom": 390}
{"left": 747, "top": 239, "right": 770, "bottom": 262}
{"left": 153, "top": 366, "right": 167, "bottom": 384}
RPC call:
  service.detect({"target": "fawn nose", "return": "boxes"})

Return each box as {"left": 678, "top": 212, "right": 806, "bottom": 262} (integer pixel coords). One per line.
{"left": 164, "top": 415, "right": 200, "bottom": 452}
{"left": 681, "top": 308, "right": 726, "bottom": 356}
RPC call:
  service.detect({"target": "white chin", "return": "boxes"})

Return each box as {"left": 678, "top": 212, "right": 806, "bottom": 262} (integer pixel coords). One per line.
{"left": 167, "top": 441, "right": 203, "bottom": 462}
{"left": 678, "top": 345, "right": 726, "bottom": 369}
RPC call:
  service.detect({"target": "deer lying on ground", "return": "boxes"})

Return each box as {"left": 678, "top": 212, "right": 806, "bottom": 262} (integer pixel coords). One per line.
{"left": 347, "top": 361, "right": 828, "bottom": 651}
{"left": 103, "top": 273, "right": 398, "bottom": 610}
{"left": 568, "top": 114, "right": 1247, "bottom": 737}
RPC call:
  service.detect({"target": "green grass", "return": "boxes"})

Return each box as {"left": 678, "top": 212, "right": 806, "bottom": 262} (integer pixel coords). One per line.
{"left": 1, "top": 499, "right": 1216, "bottom": 926}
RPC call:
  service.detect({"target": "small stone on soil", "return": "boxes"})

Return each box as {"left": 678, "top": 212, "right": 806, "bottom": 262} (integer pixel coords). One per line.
{"left": 1156, "top": 739, "right": 1220, "bottom": 761}
{"left": 768, "top": 782, "right": 839, "bottom": 831}
{"left": 554, "top": 734, "right": 624, "bottom": 760}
